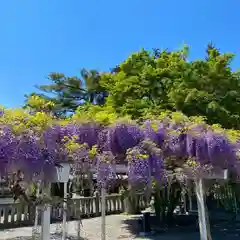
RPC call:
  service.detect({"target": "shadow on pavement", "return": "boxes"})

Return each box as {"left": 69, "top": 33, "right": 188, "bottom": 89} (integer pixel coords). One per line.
{"left": 122, "top": 214, "right": 240, "bottom": 239}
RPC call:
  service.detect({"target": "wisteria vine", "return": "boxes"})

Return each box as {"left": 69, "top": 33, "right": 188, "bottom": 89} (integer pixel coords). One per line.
{"left": 0, "top": 110, "right": 239, "bottom": 198}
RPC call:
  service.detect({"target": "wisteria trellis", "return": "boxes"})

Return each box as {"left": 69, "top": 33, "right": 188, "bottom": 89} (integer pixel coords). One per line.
{"left": 0, "top": 113, "right": 239, "bottom": 190}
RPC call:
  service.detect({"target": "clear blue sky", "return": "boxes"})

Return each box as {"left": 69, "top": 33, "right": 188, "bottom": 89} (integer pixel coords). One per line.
{"left": 0, "top": 0, "right": 239, "bottom": 107}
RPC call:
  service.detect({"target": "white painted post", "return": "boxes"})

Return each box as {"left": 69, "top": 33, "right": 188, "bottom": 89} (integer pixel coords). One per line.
{"left": 195, "top": 178, "right": 212, "bottom": 240}
{"left": 40, "top": 183, "right": 52, "bottom": 240}
{"left": 41, "top": 204, "right": 51, "bottom": 240}
{"left": 62, "top": 182, "right": 68, "bottom": 240}
{"left": 74, "top": 199, "right": 82, "bottom": 240}
{"left": 101, "top": 187, "right": 106, "bottom": 240}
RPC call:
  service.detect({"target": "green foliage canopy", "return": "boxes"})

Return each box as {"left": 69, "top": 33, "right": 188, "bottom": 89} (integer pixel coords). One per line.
{"left": 100, "top": 44, "right": 240, "bottom": 129}
{"left": 26, "top": 43, "right": 240, "bottom": 129}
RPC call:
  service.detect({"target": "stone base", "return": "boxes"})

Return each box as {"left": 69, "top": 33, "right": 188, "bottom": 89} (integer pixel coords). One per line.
{"left": 138, "top": 231, "right": 155, "bottom": 237}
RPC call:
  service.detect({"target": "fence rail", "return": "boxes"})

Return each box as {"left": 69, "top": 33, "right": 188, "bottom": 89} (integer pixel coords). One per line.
{"left": 0, "top": 193, "right": 147, "bottom": 229}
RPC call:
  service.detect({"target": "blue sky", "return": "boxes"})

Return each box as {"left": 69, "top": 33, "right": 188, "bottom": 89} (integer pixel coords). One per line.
{"left": 0, "top": 0, "right": 239, "bottom": 107}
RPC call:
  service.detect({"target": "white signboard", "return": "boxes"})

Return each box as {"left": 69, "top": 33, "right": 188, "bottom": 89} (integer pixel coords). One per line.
{"left": 55, "top": 163, "right": 70, "bottom": 183}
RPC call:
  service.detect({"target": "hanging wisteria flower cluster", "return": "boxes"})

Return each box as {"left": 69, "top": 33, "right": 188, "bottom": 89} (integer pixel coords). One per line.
{"left": 0, "top": 110, "right": 239, "bottom": 190}
{"left": 0, "top": 126, "right": 57, "bottom": 182}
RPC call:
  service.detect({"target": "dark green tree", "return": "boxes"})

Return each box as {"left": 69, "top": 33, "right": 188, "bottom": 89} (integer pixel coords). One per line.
{"left": 24, "top": 69, "right": 108, "bottom": 116}
{"left": 80, "top": 69, "right": 108, "bottom": 104}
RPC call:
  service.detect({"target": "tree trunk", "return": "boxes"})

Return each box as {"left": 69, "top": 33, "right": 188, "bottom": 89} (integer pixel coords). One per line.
{"left": 153, "top": 182, "right": 182, "bottom": 225}
{"left": 124, "top": 196, "right": 138, "bottom": 214}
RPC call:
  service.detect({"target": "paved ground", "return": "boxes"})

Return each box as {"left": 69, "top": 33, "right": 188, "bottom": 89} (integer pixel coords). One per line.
{"left": 0, "top": 215, "right": 136, "bottom": 240}
{"left": 0, "top": 214, "right": 240, "bottom": 239}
